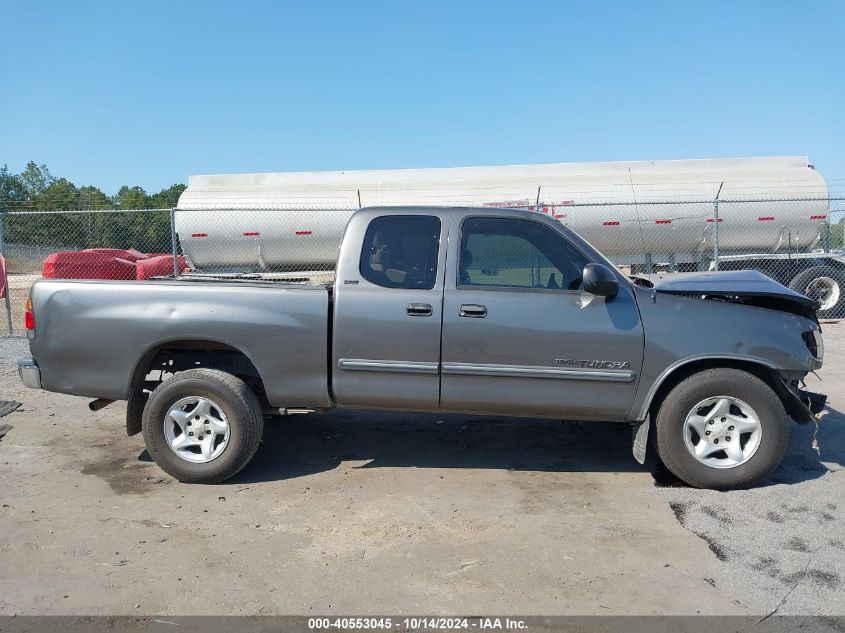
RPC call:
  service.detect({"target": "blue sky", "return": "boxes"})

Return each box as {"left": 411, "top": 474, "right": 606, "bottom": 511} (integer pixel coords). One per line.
{"left": 1, "top": 0, "right": 843, "bottom": 194}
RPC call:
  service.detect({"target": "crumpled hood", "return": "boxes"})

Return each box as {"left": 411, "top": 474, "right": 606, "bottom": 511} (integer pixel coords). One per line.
{"left": 641, "top": 270, "right": 819, "bottom": 319}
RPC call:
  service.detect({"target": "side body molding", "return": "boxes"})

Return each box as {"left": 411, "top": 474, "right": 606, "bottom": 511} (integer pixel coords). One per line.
{"left": 338, "top": 359, "right": 439, "bottom": 375}
{"left": 442, "top": 362, "right": 636, "bottom": 383}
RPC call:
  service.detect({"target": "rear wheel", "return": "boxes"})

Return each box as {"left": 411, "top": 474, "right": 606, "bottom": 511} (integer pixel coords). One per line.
{"left": 789, "top": 265, "right": 845, "bottom": 319}
{"left": 654, "top": 368, "right": 788, "bottom": 490}
{"left": 142, "top": 368, "right": 263, "bottom": 483}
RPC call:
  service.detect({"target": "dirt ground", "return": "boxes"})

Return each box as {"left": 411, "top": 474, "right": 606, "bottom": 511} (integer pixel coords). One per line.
{"left": 0, "top": 323, "right": 843, "bottom": 616}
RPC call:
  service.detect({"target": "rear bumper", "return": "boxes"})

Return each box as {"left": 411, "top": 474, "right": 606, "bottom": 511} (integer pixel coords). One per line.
{"left": 18, "top": 357, "right": 42, "bottom": 390}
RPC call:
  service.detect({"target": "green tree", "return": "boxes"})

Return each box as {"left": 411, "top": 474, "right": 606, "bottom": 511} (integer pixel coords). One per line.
{"left": 150, "top": 183, "right": 187, "bottom": 209}
{"left": 0, "top": 162, "right": 184, "bottom": 253}
{"left": 77, "top": 185, "right": 112, "bottom": 210}
{"left": 0, "top": 165, "right": 27, "bottom": 211}
{"left": 110, "top": 186, "right": 148, "bottom": 249}
{"left": 34, "top": 178, "right": 79, "bottom": 210}
{"left": 2, "top": 165, "right": 187, "bottom": 251}
{"left": 19, "top": 161, "right": 54, "bottom": 197}
{"left": 76, "top": 186, "right": 115, "bottom": 247}
{"left": 6, "top": 179, "right": 83, "bottom": 247}
{"left": 116, "top": 185, "right": 150, "bottom": 210}
{"left": 830, "top": 218, "right": 844, "bottom": 250}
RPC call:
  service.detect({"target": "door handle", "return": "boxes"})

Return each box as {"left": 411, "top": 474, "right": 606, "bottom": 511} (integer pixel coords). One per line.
{"left": 459, "top": 304, "right": 487, "bottom": 318}
{"left": 406, "top": 303, "right": 433, "bottom": 317}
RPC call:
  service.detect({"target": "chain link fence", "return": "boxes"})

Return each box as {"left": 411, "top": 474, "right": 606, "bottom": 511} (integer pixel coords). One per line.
{"left": 1, "top": 196, "right": 843, "bottom": 334}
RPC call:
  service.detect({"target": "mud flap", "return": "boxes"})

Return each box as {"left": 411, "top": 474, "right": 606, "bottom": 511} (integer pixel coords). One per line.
{"left": 125, "top": 386, "right": 145, "bottom": 436}
{"left": 632, "top": 414, "right": 650, "bottom": 465}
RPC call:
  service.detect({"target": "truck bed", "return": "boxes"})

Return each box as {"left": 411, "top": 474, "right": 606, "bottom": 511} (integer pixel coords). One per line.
{"left": 28, "top": 278, "right": 333, "bottom": 408}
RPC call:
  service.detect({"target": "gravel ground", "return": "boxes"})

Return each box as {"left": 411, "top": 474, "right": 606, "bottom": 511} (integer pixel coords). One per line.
{"left": 0, "top": 322, "right": 843, "bottom": 617}
{"left": 0, "top": 333, "right": 744, "bottom": 616}
{"left": 0, "top": 336, "right": 29, "bottom": 394}
{"left": 652, "top": 320, "right": 845, "bottom": 616}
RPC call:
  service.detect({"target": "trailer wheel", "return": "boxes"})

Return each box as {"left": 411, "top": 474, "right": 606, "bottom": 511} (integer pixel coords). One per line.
{"left": 654, "top": 368, "right": 788, "bottom": 490}
{"left": 789, "top": 266, "right": 845, "bottom": 318}
{"left": 142, "top": 368, "right": 264, "bottom": 483}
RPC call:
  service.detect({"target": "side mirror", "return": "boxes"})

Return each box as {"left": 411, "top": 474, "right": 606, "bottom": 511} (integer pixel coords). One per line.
{"left": 582, "top": 263, "right": 619, "bottom": 298}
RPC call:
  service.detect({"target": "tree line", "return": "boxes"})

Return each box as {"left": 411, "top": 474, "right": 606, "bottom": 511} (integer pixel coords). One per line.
{"left": 0, "top": 162, "right": 185, "bottom": 252}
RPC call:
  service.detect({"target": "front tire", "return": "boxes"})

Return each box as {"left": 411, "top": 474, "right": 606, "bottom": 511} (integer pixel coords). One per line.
{"left": 142, "top": 368, "right": 264, "bottom": 483}
{"left": 654, "top": 368, "right": 788, "bottom": 490}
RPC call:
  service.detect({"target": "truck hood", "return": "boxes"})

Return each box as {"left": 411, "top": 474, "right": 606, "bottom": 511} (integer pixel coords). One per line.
{"left": 637, "top": 270, "right": 819, "bottom": 320}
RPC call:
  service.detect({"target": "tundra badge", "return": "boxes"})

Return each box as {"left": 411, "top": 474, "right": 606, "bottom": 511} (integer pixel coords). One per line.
{"left": 555, "top": 359, "right": 631, "bottom": 370}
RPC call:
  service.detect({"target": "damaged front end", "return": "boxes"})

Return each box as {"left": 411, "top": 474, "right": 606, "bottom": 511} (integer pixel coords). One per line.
{"left": 800, "top": 389, "right": 828, "bottom": 418}
{"left": 644, "top": 270, "right": 830, "bottom": 423}
{"left": 773, "top": 372, "right": 828, "bottom": 425}
{"left": 642, "top": 269, "right": 820, "bottom": 321}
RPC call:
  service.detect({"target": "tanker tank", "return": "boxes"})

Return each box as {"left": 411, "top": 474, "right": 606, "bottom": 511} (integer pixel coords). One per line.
{"left": 175, "top": 156, "right": 829, "bottom": 272}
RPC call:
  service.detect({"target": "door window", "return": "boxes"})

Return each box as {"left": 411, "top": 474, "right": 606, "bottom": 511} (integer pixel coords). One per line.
{"left": 459, "top": 217, "right": 588, "bottom": 290}
{"left": 360, "top": 215, "right": 441, "bottom": 289}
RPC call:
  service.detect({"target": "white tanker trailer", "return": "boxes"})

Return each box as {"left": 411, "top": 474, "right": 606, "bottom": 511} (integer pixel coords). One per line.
{"left": 176, "top": 156, "right": 845, "bottom": 317}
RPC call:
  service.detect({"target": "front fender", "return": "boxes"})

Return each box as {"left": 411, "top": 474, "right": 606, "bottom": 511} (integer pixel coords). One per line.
{"left": 631, "top": 287, "right": 818, "bottom": 421}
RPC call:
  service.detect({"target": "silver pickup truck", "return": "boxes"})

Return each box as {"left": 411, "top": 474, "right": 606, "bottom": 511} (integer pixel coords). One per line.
{"left": 18, "top": 206, "right": 827, "bottom": 489}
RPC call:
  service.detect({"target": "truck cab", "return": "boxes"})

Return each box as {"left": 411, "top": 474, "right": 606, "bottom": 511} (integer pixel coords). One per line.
{"left": 332, "top": 207, "right": 642, "bottom": 422}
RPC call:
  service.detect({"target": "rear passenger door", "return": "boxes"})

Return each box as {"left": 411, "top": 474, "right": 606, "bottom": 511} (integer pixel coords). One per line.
{"left": 332, "top": 211, "right": 449, "bottom": 411}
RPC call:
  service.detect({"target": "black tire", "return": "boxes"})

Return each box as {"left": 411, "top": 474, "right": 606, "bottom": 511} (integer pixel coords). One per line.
{"left": 142, "top": 368, "right": 263, "bottom": 483}
{"left": 654, "top": 368, "right": 788, "bottom": 490}
{"left": 788, "top": 265, "right": 845, "bottom": 319}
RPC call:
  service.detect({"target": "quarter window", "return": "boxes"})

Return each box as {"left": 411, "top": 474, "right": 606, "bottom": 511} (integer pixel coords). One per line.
{"left": 459, "top": 217, "right": 588, "bottom": 290}
{"left": 360, "top": 215, "right": 441, "bottom": 289}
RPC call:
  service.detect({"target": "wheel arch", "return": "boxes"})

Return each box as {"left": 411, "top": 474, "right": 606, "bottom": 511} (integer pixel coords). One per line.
{"left": 125, "top": 337, "right": 266, "bottom": 436}
{"left": 638, "top": 356, "right": 787, "bottom": 423}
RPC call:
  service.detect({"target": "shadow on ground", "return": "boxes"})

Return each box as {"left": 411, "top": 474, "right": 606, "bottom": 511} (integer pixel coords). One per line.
{"left": 767, "top": 405, "right": 845, "bottom": 484}
{"left": 229, "top": 411, "right": 641, "bottom": 484}
{"left": 200, "top": 405, "right": 845, "bottom": 487}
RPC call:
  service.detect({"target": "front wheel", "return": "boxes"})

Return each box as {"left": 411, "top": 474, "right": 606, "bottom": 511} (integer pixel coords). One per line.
{"left": 654, "top": 368, "right": 788, "bottom": 490}
{"left": 142, "top": 368, "right": 264, "bottom": 483}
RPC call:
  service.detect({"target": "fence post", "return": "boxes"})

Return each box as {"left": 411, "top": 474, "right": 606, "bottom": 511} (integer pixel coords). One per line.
{"left": 712, "top": 182, "right": 724, "bottom": 271}
{"left": 170, "top": 207, "right": 179, "bottom": 277}
{"left": 820, "top": 220, "right": 831, "bottom": 253}
{"left": 0, "top": 213, "right": 14, "bottom": 335}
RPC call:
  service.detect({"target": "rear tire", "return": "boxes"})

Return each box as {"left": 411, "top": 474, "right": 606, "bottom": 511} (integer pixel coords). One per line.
{"left": 789, "top": 265, "right": 845, "bottom": 319}
{"left": 654, "top": 368, "right": 788, "bottom": 490}
{"left": 142, "top": 368, "right": 264, "bottom": 483}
